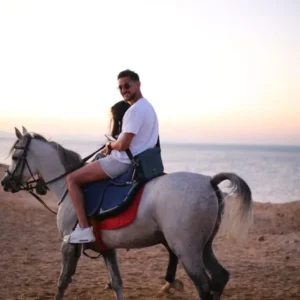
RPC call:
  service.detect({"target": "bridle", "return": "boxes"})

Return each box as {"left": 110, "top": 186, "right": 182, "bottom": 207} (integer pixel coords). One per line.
{"left": 3, "top": 135, "right": 104, "bottom": 214}
{"left": 5, "top": 135, "right": 36, "bottom": 192}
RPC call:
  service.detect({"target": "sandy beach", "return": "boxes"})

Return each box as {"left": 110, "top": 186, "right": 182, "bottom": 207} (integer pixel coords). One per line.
{"left": 0, "top": 164, "right": 300, "bottom": 300}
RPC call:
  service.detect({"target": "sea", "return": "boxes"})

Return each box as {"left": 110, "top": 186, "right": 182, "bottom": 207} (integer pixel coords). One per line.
{"left": 1, "top": 136, "right": 300, "bottom": 204}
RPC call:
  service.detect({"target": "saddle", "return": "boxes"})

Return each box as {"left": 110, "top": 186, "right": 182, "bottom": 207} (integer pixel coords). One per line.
{"left": 83, "top": 167, "right": 142, "bottom": 220}
{"left": 83, "top": 146, "right": 165, "bottom": 221}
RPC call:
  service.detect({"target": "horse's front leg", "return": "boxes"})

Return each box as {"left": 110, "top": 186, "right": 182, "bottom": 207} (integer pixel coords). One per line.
{"left": 103, "top": 256, "right": 113, "bottom": 290}
{"left": 103, "top": 249, "right": 123, "bottom": 300}
{"left": 55, "top": 242, "right": 81, "bottom": 300}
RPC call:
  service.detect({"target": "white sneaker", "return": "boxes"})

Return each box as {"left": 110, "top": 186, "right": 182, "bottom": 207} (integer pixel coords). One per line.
{"left": 63, "top": 225, "right": 95, "bottom": 244}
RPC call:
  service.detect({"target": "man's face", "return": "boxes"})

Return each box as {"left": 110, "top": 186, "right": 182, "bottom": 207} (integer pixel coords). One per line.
{"left": 118, "top": 77, "right": 140, "bottom": 102}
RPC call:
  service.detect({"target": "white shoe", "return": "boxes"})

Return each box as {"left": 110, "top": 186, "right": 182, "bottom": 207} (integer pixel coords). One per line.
{"left": 63, "top": 225, "right": 95, "bottom": 244}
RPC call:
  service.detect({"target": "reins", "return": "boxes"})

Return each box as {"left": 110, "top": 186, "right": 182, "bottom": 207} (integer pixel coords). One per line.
{"left": 44, "top": 145, "right": 105, "bottom": 186}
{"left": 7, "top": 141, "right": 105, "bottom": 215}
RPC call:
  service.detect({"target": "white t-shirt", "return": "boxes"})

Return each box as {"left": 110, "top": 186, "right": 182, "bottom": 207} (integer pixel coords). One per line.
{"left": 111, "top": 98, "right": 159, "bottom": 164}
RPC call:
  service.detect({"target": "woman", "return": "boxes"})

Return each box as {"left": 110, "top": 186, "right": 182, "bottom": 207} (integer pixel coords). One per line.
{"left": 64, "top": 100, "right": 132, "bottom": 244}
{"left": 93, "top": 101, "right": 130, "bottom": 160}
{"left": 110, "top": 100, "right": 131, "bottom": 139}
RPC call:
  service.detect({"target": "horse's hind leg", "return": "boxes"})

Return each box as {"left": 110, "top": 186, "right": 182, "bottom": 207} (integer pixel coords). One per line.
{"left": 203, "top": 184, "right": 229, "bottom": 300}
{"left": 181, "top": 254, "right": 213, "bottom": 300}
{"left": 161, "top": 243, "right": 184, "bottom": 293}
{"left": 203, "top": 218, "right": 229, "bottom": 300}
{"left": 55, "top": 243, "right": 81, "bottom": 300}
{"left": 203, "top": 241, "right": 229, "bottom": 300}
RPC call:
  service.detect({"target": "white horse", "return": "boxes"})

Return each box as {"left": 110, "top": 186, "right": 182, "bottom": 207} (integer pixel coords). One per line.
{"left": 1, "top": 127, "right": 253, "bottom": 300}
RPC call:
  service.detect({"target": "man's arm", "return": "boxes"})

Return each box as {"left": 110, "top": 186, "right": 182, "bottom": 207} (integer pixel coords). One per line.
{"left": 109, "top": 133, "right": 135, "bottom": 151}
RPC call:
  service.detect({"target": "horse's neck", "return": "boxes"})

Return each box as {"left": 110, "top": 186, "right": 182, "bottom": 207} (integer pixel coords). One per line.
{"left": 34, "top": 141, "right": 68, "bottom": 201}
{"left": 47, "top": 177, "right": 68, "bottom": 202}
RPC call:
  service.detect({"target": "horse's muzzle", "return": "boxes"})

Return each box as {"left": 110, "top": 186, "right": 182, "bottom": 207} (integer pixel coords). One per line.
{"left": 1, "top": 176, "right": 21, "bottom": 193}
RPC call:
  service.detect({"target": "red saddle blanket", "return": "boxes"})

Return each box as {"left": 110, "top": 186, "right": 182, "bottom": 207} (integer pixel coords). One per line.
{"left": 88, "top": 185, "right": 145, "bottom": 252}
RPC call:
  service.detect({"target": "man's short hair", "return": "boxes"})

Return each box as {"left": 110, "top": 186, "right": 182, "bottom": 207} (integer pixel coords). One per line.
{"left": 117, "top": 69, "right": 140, "bottom": 81}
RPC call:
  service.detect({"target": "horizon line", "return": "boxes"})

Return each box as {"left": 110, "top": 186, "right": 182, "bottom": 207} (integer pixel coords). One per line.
{"left": 1, "top": 134, "right": 300, "bottom": 148}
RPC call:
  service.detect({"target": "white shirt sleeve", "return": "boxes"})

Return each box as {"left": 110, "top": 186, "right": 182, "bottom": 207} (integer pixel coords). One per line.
{"left": 122, "top": 105, "right": 145, "bottom": 135}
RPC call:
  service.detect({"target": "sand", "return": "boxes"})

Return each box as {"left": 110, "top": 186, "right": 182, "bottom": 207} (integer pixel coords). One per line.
{"left": 0, "top": 164, "right": 300, "bottom": 300}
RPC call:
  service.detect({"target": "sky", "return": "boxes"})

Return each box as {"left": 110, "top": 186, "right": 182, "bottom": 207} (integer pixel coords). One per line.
{"left": 0, "top": 0, "right": 299, "bottom": 145}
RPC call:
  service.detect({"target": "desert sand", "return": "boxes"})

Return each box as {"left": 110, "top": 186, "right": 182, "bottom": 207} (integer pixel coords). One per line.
{"left": 0, "top": 164, "right": 300, "bottom": 300}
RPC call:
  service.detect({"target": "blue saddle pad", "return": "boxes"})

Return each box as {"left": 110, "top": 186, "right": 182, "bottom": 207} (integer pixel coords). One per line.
{"left": 82, "top": 168, "right": 140, "bottom": 220}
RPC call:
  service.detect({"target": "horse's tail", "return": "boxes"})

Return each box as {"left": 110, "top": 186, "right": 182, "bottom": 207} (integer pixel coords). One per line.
{"left": 211, "top": 173, "right": 253, "bottom": 242}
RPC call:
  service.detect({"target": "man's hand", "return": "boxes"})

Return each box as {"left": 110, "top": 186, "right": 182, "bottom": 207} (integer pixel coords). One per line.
{"left": 111, "top": 133, "right": 134, "bottom": 151}
{"left": 100, "top": 142, "right": 112, "bottom": 156}
{"left": 100, "top": 133, "right": 135, "bottom": 154}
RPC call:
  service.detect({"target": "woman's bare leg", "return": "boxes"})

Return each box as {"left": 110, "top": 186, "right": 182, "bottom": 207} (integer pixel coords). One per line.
{"left": 66, "top": 161, "right": 109, "bottom": 227}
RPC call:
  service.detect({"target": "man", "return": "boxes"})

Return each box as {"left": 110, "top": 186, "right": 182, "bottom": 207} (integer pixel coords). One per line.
{"left": 64, "top": 70, "right": 159, "bottom": 243}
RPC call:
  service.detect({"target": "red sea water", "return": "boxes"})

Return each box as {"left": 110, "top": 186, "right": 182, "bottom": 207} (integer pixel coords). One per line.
{"left": 1, "top": 136, "right": 300, "bottom": 203}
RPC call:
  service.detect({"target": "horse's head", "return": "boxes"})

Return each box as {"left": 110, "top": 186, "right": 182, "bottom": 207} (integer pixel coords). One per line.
{"left": 2, "top": 127, "right": 82, "bottom": 194}
{"left": 1, "top": 127, "right": 39, "bottom": 193}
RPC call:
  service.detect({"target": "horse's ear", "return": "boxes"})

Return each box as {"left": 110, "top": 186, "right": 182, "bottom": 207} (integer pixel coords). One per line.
{"left": 15, "top": 127, "right": 22, "bottom": 139}
{"left": 22, "top": 126, "right": 29, "bottom": 135}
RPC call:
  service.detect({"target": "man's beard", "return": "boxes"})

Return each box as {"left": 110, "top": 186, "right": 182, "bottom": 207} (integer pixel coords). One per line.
{"left": 125, "top": 92, "right": 137, "bottom": 102}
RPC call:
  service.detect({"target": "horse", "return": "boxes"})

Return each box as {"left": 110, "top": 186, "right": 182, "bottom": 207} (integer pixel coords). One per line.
{"left": 1, "top": 127, "right": 253, "bottom": 300}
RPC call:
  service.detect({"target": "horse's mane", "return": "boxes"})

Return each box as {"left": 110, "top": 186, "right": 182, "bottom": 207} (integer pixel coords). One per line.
{"left": 10, "top": 133, "right": 82, "bottom": 172}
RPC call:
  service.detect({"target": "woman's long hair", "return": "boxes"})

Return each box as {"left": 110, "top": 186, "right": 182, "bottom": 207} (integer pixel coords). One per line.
{"left": 110, "top": 101, "right": 130, "bottom": 138}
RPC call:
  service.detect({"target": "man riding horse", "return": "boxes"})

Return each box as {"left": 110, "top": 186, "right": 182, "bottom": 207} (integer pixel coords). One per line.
{"left": 64, "top": 69, "right": 160, "bottom": 244}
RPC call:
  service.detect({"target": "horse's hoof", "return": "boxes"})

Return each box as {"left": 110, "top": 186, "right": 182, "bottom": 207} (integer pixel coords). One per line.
{"left": 54, "top": 292, "right": 63, "bottom": 300}
{"left": 160, "top": 279, "right": 184, "bottom": 293}
{"left": 104, "top": 283, "right": 112, "bottom": 290}
{"left": 161, "top": 282, "right": 171, "bottom": 293}
{"left": 213, "top": 291, "right": 221, "bottom": 300}
{"left": 173, "top": 279, "right": 184, "bottom": 291}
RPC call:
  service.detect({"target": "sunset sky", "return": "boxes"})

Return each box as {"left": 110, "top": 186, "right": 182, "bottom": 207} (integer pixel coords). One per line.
{"left": 0, "top": 0, "right": 299, "bottom": 145}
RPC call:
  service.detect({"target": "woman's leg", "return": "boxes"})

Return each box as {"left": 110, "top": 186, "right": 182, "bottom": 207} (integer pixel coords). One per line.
{"left": 66, "top": 161, "right": 109, "bottom": 228}
{"left": 64, "top": 161, "right": 110, "bottom": 243}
